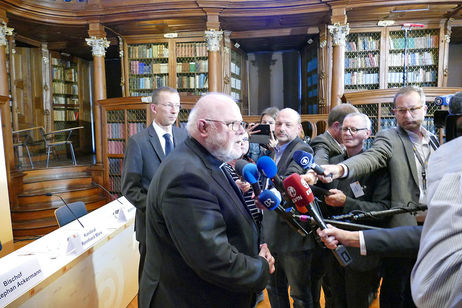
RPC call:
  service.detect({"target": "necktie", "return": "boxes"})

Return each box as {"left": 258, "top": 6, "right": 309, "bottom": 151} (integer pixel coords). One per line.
{"left": 163, "top": 133, "right": 173, "bottom": 156}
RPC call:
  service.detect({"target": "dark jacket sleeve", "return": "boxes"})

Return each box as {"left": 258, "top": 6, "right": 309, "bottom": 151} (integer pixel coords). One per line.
{"left": 363, "top": 225, "right": 422, "bottom": 257}
{"left": 121, "top": 137, "right": 147, "bottom": 212}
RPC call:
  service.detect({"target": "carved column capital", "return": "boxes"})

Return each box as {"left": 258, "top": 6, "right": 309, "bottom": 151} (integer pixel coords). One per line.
{"left": 328, "top": 23, "right": 349, "bottom": 47}
{"left": 0, "top": 22, "right": 13, "bottom": 46}
{"left": 204, "top": 29, "right": 223, "bottom": 52}
{"left": 86, "top": 36, "right": 110, "bottom": 57}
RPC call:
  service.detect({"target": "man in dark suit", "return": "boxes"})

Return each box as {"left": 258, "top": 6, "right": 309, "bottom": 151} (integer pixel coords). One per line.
{"left": 121, "top": 87, "right": 187, "bottom": 284}
{"left": 139, "top": 93, "right": 274, "bottom": 308}
{"left": 323, "top": 113, "right": 390, "bottom": 308}
{"left": 321, "top": 86, "right": 439, "bottom": 308}
{"left": 310, "top": 103, "right": 358, "bottom": 165}
{"left": 262, "top": 108, "right": 316, "bottom": 308}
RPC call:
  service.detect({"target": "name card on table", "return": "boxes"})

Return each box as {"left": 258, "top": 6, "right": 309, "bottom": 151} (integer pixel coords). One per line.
{"left": 113, "top": 197, "right": 136, "bottom": 223}
{"left": 0, "top": 257, "right": 44, "bottom": 307}
{"left": 66, "top": 226, "right": 105, "bottom": 255}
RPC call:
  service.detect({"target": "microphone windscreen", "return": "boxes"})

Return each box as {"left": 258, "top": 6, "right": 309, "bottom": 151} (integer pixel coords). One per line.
{"left": 293, "top": 150, "right": 313, "bottom": 170}
{"left": 258, "top": 190, "right": 280, "bottom": 211}
{"left": 242, "top": 163, "right": 260, "bottom": 184}
{"left": 283, "top": 173, "right": 315, "bottom": 214}
{"left": 257, "top": 156, "right": 277, "bottom": 178}
{"left": 234, "top": 159, "right": 249, "bottom": 177}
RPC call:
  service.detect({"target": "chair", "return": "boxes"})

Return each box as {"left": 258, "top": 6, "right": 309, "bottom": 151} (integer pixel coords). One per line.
{"left": 13, "top": 132, "right": 34, "bottom": 168}
{"left": 40, "top": 126, "right": 82, "bottom": 167}
{"left": 54, "top": 201, "right": 87, "bottom": 227}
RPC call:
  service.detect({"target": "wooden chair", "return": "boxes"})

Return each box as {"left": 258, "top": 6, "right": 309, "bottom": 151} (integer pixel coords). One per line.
{"left": 54, "top": 201, "right": 87, "bottom": 227}
{"left": 40, "top": 126, "right": 83, "bottom": 167}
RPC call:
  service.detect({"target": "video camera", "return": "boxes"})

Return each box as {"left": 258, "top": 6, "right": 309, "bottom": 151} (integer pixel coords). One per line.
{"left": 434, "top": 93, "right": 462, "bottom": 142}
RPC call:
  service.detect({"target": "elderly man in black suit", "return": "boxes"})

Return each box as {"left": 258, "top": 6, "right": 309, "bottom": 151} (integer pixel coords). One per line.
{"left": 121, "top": 87, "right": 188, "bottom": 284}
{"left": 320, "top": 86, "right": 439, "bottom": 308}
{"left": 262, "top": 108, "right": 316, "bottom": 308}
{"left": 139, "top": 93, "right": 274, "bottom": 308}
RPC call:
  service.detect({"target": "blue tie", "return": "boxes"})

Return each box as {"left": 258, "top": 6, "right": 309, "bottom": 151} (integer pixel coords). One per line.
{"left": 163, "top": 133, "right": 173, "bottom": 156}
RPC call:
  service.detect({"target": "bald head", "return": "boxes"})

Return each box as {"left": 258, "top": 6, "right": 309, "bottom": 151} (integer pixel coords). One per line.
{"left": 187, "top": 93, "right": 244, "bottom": 162}
{"left": 274, "top": 108, "right": 302, "bottom": 145}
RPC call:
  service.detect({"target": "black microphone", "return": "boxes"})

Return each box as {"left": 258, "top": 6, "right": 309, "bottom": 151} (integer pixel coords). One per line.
{"left": 258, "top": 190, "right": 309, "bottom": 237}
{"left": 234, "top": 160, "right": 261, "bottom": 197}
{"left": 92, "top": 181, "right": 123, "bottom": 204}
{"left": 46, "top": 193, "right": 84, "bottom": 228}
{"left": 283, "top": 174, "right": 352, "bottom": 267}
{"left": 293, "top": 150, "right": 331, "bottom": 176}
{"left": 256, "top": 156, "right": 297, "bottom": 210}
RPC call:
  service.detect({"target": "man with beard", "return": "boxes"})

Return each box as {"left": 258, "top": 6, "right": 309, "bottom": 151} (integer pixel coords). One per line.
{"left": 139, "top": 93, "right": 275, "bottom": 308}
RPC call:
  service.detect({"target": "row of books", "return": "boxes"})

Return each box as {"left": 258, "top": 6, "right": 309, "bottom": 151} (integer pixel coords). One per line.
{"left": 231, "top": 62, "right": 241, "bottom": 75}
{"left": 176, "top": 42, "right": 208, "bottom": 58}
{"left": 345, "top": 72, "right": 379, "bottom": 85}
{"left": 346, "top": 36, "right": 379, "bottom": 52}
{"left": 128, "top": 122, "right": 146, "bottom": 136}
{"left": 107, "top": 111, "right": 125, "bottom": 122}
{"left": 307, "top": 58, "right": 317, "bottom": 72}
{"left": 177, "top": 74, "right": 208, "bottom": 89}
{"left": 128, "top": 44, "right": 169, "bottom": 59}
{"left": 108, "top": 176, "right": 122, "bottom": 196}
{"left": 307, "top": 74, "right": 318, "bottom": 86}
{"left": 108, "top": 158, "right": 123, "bottom": 175}
{"left": 51, "top": 57, "right": 76, "bottom": 68}
{"left": 54, "top": 109, "right": 79, "bottom": 121}
{"left": 307, "top": 89, "right": 318, "bottom": 98}
{"left": 231, "top": 91, "right": 240, "bottom": 101}
{"left": 389, "top": 35, "right": 438, "bottom": 50}
{"left": 108, "top": 140, "right": 124, "bottom": 154}
{"left": 127, "top": 110, "right": 147, "bottom": 122}
{"left": 176, "top": 60, "right": 208, "bottom": 73}
{"left": 129, "top": 75, "right": 168, "bottom": 90}
{"left": 53, "top": 96, "right": 79, "bottom": 105}
{"left": 129, "top": 61, "right": 168, "bottom": 74}
{"left": 231, "top": 77, "right": 241, "bottom": 90}
{"left": 387, "top": 69, "right": 437, "bottom": 83}
{"left": 107, "top": 123, "right": 125, "bottom": 139}
{"left": 52, "top": 67, "right": 78, "bottom": 82}
{"left": 388, "top": 52, "right": 435, "bottom": 66}
{"left": 53, "top": 82, "right": 78, "bottom": 95}
{"left": 345, "top": 53, "right": 379, "bottom": 68}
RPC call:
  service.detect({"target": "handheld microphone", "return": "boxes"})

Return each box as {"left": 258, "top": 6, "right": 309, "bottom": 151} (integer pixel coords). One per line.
{"left": 235, "top": 160, "right": 261, "bottom": 197}
{"left": 293, "top": 150, "right": 330, "bottom": 176}
{"left": 92, "top": 181, "right": 123, "bottom": 204}
{"left": 256, "top": 156, "right": 296, "bottom": 209}
{"left": 258, "top": 190, "right": 309, "bottom": 237}
{"left": 45, "top": 193, "right": 84, "bottom": 228}
{"left": 282, "top": 174, "right": 352, "bottom": 267}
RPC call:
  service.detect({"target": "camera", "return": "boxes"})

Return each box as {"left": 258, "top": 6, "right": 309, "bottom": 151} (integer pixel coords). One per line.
{"left": 434, "top": 93, "right": 462, "bottom": 142}
{"left": 435, "top": 94, "right": 453, "bottom": 106}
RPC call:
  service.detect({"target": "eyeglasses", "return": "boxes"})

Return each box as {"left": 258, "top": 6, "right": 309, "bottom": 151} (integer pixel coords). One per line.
{"left": 204, "top": 119, "right": 248, "bottom": 131}
{"left": 393, "top": 105, "right": 423, "bottom": 115}
{"left": 341, "top": 127, "right": 368, "bottom": 134}
{"left": 158, "top": 103, "right": 182, "bottom": 110}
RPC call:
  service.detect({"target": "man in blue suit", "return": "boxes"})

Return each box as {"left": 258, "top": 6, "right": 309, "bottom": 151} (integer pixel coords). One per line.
{"left": 121, "top": 87, "right": 188, "bottom": 284}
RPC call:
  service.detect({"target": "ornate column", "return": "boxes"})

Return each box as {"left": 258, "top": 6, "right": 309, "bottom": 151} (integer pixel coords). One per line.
{"left": 205, "top": 29, "right": 223, "bottom": 92}
{"left": 328, "top": 23, "right": 349, "bottom": 109}
{"left": 86, "top": 23, "right": 109, "bottom": 164}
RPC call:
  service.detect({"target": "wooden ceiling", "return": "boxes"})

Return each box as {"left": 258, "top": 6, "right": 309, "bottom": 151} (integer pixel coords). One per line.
{"left": 1, "top": 0, "right": 462, "bottom": 59}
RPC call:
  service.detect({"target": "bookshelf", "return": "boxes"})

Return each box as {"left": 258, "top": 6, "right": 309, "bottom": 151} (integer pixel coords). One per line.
{"left": 175, "top": 41, "right": 208, "bottom": 96}
{"left": 344, "top": 31, "right": 381, "bottom": 92}
{"left": 387, "top": 28, "right": 439, "bottom": 88}
{"left": 50, "top": 52, "right": 81, "bottom": 147}
{"left": 301, "top": 40, "right": 319, "bottom": 114}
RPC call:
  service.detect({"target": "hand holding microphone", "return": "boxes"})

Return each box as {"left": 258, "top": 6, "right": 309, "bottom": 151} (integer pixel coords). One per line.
{"left": 293, "top": 150, "right": 336, "bottom": 183}
{"left": 235, "top": 159, "right": 261, "bottom": 197}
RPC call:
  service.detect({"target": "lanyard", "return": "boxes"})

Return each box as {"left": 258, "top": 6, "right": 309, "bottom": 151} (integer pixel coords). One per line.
{"left": 413, "top": 144, "right": 432, "bottom": 191}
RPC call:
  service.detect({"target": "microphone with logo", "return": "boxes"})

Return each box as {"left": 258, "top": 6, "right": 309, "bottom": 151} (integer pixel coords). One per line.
{"left": 235, "top": 159, "right": 262, "bottom": 197}
{"left": 283, "top": 173, "right": 352, "bottom": 267}
{"left": 92, "top": 181, "right": 123, "bottom": 204}
{"left": 293, "top": 150, "right": 331, "bottom": 177}
{"left": 258, "top": 190, "right": 309, "bottom": 237}
{"left": 45, "top": 193, "right": 84, "bottom": 228}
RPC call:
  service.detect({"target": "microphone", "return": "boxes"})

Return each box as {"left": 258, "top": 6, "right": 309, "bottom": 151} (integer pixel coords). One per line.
{"left": 282, "top": 174, "right": 352, "bottom": 267}
{"left": 92, "top": 181, "right": 123, "bottom": 204}
{"left": 293, "top": 150, "right": 330, "bottom": 176}
{"left": 45, "top": 193, "right": 84, "bottom": 228}
{"left": 258, "top": 190, "right": 309, "bottom": 237}
{"left": 256, "top": 156, "right": 296, "bottom": 209}
{"left": 234, "top": 160, "right": 262, "bottom": 197}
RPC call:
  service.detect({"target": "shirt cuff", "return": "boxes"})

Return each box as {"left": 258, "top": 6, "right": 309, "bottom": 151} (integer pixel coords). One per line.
{"left": 359, "top": 231, "right": 367, "bottom": 256}
{"left": 339, "top": 163, "right": 349, "bottom": 178}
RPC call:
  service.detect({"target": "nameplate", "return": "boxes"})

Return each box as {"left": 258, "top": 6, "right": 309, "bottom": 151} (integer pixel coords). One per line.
{"left": 66, "top": 226, "right": 105, "bottom": 255}
{"left": 0, "top": 257, "right": 44, "bottom": 307}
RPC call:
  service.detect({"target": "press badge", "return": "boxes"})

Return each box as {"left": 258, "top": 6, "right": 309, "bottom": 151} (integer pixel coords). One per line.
{"left": 350, "top": 181, "right": 365, "bottom": 198}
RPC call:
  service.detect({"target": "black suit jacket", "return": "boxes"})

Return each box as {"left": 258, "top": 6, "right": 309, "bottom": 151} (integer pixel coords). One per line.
{"left": 363, "top": 226, "right": 422, "bottom": 258}
{"left": 262, "top": 137, "right": 316, "bottom": 253}
{"left": 121, "top": 124, "right": 187, "bottom": 244}
{"left": 139, "top": 137, "right": 270, "bottom": 308}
